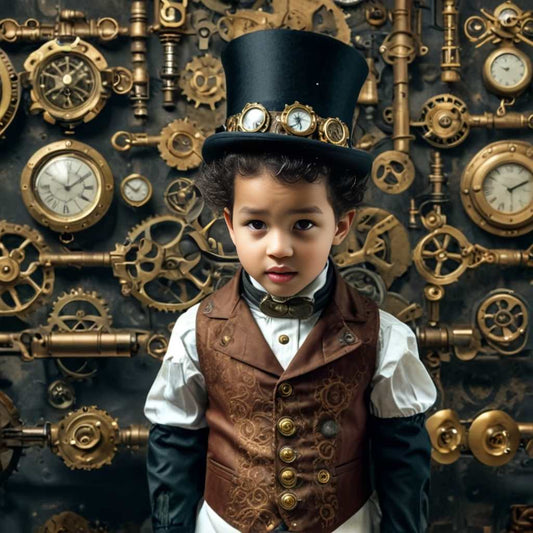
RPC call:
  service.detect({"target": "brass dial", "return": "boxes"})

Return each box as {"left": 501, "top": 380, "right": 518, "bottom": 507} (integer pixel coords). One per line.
{"left": 483, "top": 46, "right": 532, "bottom": 97}
{"left": 120, "top": 174, "right": 152, "bottom": 207}
{"left": 461, "top": 140, "right": 533, "bottom": 236}
{"left": 281, "top": 102, "right": 317, "bottom": 136}
{"left": 20, "top": 140, "right": 114, "bottom": 233}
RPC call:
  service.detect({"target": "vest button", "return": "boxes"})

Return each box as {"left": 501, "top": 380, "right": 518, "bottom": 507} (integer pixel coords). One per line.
{"left": 279, "top": 492, "right": 298, "bottom": 510}
{"left": 320, "top": 419, "right": 338, "bottom": 438}
{"left": 220, "top": 335, "right": 231, "bottom": 346}
{"left": 278, "top": 382, "right": 293, "bottom": 397}
{"left": 341, "top": 330, "right": 357, "bottom": 345}
{"left": 277, "top": 417, "right": 296, "bottom": 437}
{"left": 279, "top": 467, "right": 297, "bottom": 488}
{"left": 317, "top": 469, "right": 331, "bottom": 484}
{"left": 279, "top": 446, "right": 296, "bottom": 463}
{"left": 278, "top": 334, "right": 290, "bottom": 344}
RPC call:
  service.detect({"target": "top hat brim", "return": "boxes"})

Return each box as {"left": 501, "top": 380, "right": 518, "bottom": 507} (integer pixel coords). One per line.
{"left": 202, "top": 131, "right": 373, "bottom": 178}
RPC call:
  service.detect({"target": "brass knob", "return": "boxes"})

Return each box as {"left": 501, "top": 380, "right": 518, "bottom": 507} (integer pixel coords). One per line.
{"left": 279, "top": 492, "right": 298, "bottom": 510}
{"left": 278, "top": 334, "right": 290, "bottom": 344}
{"left": 317, "top": 469, "right": 331, "bottom": 484}
{"left": 278, "top": 382, "right": 293, "bottom": 397}
{"left": 277, "top": 417, "right": 296, "bottom": 437}
{"left": 279, "top": 467, "right": 297, "bottom": 488}
{"left": 279, "top": 446, "right": 296, "bottom": 463}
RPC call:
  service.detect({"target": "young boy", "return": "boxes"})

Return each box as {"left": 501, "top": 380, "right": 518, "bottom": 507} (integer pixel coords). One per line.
{"left": 144, "top": 29, "right": 436, "bottom": 533}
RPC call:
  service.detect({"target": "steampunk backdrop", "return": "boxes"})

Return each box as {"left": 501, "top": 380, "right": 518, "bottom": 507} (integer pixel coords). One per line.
{"left": 0, "top": 0, "right": 531, "bottom": 531}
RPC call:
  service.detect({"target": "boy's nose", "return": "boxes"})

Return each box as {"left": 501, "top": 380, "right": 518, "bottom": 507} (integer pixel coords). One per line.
{"left": 266, "top": 230, "right": 293, "bottom": 258}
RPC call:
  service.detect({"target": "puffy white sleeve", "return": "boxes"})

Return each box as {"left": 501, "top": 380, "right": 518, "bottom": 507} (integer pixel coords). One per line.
{"left": 369, "top": 309, "right": 437, "bottom": 418}
{"left": 143, "top": 302, "right": 208, "bottom": 429}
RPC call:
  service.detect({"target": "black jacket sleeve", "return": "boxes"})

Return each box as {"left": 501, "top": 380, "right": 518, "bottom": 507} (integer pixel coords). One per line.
{"left": 369, "top": 412, "right": 432, "bottom": 533}
{"left": 146, "top": 423, "right": 209, "bottom": 533}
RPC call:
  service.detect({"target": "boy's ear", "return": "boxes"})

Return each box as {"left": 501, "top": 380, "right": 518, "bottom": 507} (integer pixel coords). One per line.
{"left": 223, "top": 207, "right": 236, "bottom": 245}
{"left": 332, "top": 209, "right": 356, "bottom": 246}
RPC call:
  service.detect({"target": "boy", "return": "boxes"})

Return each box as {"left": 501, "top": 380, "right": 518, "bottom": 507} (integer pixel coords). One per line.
{"left": 144, "top": 29, "right": 436, "bottom": 533}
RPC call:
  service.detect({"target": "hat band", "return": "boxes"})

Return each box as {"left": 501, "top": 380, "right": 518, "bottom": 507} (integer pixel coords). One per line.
{"left": 225, "top": 101, "right": 350, "bottom": 147}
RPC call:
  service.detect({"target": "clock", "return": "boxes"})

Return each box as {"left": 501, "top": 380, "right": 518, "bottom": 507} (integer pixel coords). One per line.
{"left": 460, "top": 140, "right": 533, "bottom": 237}
{"left": 21, "top": 140, "right": 114, "bottom": 233}
{"left": 120, "top": 174, "right": 152, "bottom": 207}
{"left": 483, "top": 46, "right": 532, "bottom": 97}
{"left": 319, "top": 117, "right": 349, "bottom": 146}
{"left": 281, "top": 101, "right": 317, "bottom": 136}
{"left": 238, "top": 103, "right": 269, "bottom": 132}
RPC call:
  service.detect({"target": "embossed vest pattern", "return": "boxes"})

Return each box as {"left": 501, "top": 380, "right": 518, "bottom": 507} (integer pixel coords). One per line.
{"left": 196, "top": 268, "right": 379, "bottom": 533}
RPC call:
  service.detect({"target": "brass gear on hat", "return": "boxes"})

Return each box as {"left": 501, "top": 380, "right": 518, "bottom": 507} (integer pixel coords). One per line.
{"left": 158, "top": 118, "right": 206, "bottom": 170}
{"left": 111, "top": 215, "right": 213, "bottom": 312}
{"left": 0, "top": 220, "right": 54, "bottom": 319}
{"left": 49, "top": 405, "right": 119, "bottom": 470}
{"left": 179, "top": 54, "right": 226, "bottom": 110}
{"left": 47, "top": 289, "right": 112, "bottom": 332}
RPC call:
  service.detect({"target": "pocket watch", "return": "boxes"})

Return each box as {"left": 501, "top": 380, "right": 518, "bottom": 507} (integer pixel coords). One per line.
{"left": 281, "top": 102, "right": 317, "bottom": 136}
{"left": 120, "top": 174, "right": 152, "bottom": 207}
{"left": 0, "top": 47, "right": 20, "bottom": 138}
{"left": 21, "top": 37, "right": 132, "bottom": 130}
{"left": 460, "top": 140, "right": 533, "bottom": 237}
{"left": 483, "top": 46, "right": 532, "bottom": 97}
{"left": 20, "top": 140, "right": 114, "bottom": 233}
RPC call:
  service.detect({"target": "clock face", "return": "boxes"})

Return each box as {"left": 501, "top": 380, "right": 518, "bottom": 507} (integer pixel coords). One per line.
{"left": 498, "top": 7, "right": 518, "bottom": 23}
{"left": 482, "top": 163, "right": 533, "bottom": 214}
{"left": 121, "top": 175, "right": 152, "bottom": 206}
{"left": 34, "top": 155, "right": 99, "bottom": 218}
{"left": 287, "top": 108, "right": 313, "bottom": 133}
{"left": 37, "top": 53, "right": 97, "bottom": 110}
{"left": 241, "top": 106, "right": 266, "bottom": 132}
{"left": 489, "top": 52, "right": 527, "bottom": 88}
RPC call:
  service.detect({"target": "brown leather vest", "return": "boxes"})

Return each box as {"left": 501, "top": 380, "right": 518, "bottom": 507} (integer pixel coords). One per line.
{"left": 196, "top": 268, "right": 379, "bottom": 533}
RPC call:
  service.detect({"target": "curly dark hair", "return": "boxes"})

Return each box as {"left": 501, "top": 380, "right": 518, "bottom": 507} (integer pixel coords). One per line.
{"left": 195, "top": 152, "right": 369, "bottom": 220}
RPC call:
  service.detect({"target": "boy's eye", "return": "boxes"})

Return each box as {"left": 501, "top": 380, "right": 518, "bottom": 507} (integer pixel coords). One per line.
{"left": 247, "top": 220, "right": 266, "bottom": 230}
{"left": 294, "top": 219, "right": 314, "bottom": 230}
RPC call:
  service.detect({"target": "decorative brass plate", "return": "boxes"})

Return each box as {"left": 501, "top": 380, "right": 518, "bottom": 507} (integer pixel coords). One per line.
{"left": 0, "top": 47, "right": 20, "bottom": 138}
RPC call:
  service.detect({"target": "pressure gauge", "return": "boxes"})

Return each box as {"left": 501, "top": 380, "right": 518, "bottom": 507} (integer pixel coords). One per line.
{"left": 21, "top": 140, "right": 114, "bottom": 233}
{"left": 483, "top": 46, "right": 532, "bottom": 97}
{"left": 461, "top": 140, "right": 533, "bottom": 237}
{"left": 281, "top": 102, "right": 317, "bottom": 136}
{"left": 120, "top": 174, "right": 152, "bottom": 207}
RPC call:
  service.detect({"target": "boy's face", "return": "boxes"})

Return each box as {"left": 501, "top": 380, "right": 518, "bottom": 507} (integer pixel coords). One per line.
{"left": 223, "top": 168, "right": 355, "bottom": 298}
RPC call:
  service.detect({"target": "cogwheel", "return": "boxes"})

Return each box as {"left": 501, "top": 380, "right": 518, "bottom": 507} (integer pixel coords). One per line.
{"left": 157, "top": 118, "right": 206, "bottom": 171}
{"left": 37, "top": 511, "right": 94, "bottom": 533}
{"left": 50, "top": 406, "right": 119, "bottom": 471}
{"left": 111, "top": 215, "right": 213, "bottom": 312}
{"left": 179, "top": 54, "right": 226, "bottom": 110}
{"left": 0, "top": 220, "right": 54, "bottom": 319}
{"left": 0, "top": 391, "right": 23, "bottom": 485}
{"left": 47, "top": 288, "right": 112, "bottom": 332}
{"left": 186, "top": 102, "right": 225, "bottom": 135}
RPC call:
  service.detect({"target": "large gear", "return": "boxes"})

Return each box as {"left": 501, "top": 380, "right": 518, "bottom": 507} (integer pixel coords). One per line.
{"left": 0, "top": 220, "right": 54, "bottom": 319}
{"left": 37, "top": 511, "right": 98, "bottom": 533}
{"left": 0, "top": 391, "right": 22, "bottom": 485}
{"left": 158, "top": 118, "right": 207, "bottom": 170}
{"left": 111, "top": 215, "right": 213, "bottom": 312}
{"left": 47, "top": 288, "right": 112, "bottom": 332}
{"left": 179, "top": 54, "right": 226, "bottom": 110}
{"left": 49, "top": 406, "right": 119, "bottom": 471}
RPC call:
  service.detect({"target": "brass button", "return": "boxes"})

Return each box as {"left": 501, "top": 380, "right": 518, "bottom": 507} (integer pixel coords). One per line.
{"left": 220, "top": 335, "right": 231, "bottom": 346}
{"left": 278, "top": 382, "right": 293, "bottom": 397}
{"left": 277, "top": 417, "right": 296, "bottom": 437}
{"left": 340, "top": 330, "right": 356, "bottom": 345}
{"left": 279, "top": 467, "right": 297, "bottom": 488}
{"left": 279, "top": 446, "right": 296, "bottom": 463}
{"left": 278, "top": 334, "right": 290, "bottom": 344}
{"left": 317, "top": 469, "right": 331, "bottom": 484}
{"left": 320, "top": 419, "right": 338, "bottom": 438}
{"left": 279, "top": 492, "right": 298, "bottom": 510}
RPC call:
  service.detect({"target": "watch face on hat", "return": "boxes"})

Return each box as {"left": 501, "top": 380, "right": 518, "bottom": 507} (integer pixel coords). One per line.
{"left": 282, "top": 102, "right": 317, "bottom": 136}
{"left": 239, "top": 103, "right": 269, "bottom": 132}
{"left": 321, "top": 117, "right": 349, "bottom": 145}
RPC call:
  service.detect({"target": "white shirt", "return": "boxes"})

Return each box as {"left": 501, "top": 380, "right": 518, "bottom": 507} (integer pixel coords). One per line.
{"left": 144, "top": 264, "right": 437, "bottom": 532}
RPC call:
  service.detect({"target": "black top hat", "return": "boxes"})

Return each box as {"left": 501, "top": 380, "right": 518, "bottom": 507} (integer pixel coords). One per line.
{"left": 201, "top": 29, "right": 373, "bottom": 178}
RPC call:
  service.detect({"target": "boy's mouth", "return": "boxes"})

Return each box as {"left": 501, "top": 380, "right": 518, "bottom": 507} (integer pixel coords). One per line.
{"left": 266, "top": 268, "right": 296, "bottom": 283}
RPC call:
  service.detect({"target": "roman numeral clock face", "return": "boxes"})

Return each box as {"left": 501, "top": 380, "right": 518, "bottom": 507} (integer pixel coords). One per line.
{"left": 21, "top": 140, "right": 114, "bottom": 234}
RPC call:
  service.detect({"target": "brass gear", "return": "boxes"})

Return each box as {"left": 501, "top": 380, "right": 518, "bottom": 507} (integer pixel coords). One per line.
{"left": 179, "top": 54, "right": 226, "bottom": 110}
{"left": 158, "top": 118, "right": 206, "bottom": 170}
{"left": 50, "top": 406, "right": 119, "bottom": 470}
{"left": 164, "top": 177, "right": 205, "bottom": 222}
{"left": 0, "top": 391, "right": 23, "bottom": 484}
{"left": 37, "top": 511, "right": 96, "bottom": 533}
{"left": 111, "top": 215, "right": 213, "bottom": 312}
{"left": 372, "top": 151, "right": 415, "bottom": 194}
{"left": 47, "top": 288, "right": 112, "bottom": 332}
{"left": 0, "top": 220, "right": 54, "bottom": 319}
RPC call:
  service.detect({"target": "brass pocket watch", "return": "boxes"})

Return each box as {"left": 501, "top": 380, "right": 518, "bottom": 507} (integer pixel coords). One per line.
{"left": 21, "top": 37, "right": 132, "bottom": 130}
{"left": 460, "top": 140, "right": 533, "bottom": 237}
{"left": 21, "top": 140, "right": 114, "bottom": 233}
{"left": 483, "top": 45, "right": 532, "bottom": 98}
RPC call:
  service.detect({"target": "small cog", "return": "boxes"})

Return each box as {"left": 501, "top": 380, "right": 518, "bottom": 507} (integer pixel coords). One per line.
{"left": 158, "top": 118, "right": 206, "bottom": 170}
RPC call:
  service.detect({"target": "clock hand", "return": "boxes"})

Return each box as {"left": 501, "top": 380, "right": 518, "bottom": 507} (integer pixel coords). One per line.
{"left": 508, "top": 180, "right": 530, "bottom": 193}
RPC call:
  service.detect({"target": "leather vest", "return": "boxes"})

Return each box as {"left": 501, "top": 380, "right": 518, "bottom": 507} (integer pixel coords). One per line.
{"left": 196, "top": 267, "right": 379, "bottom": 533}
